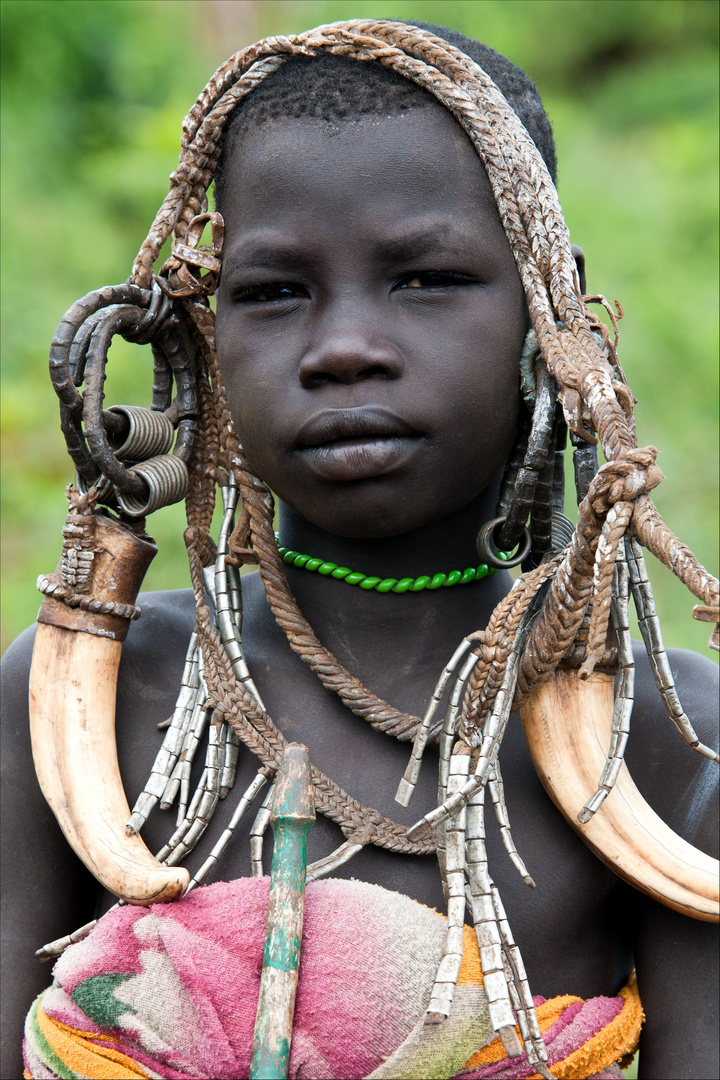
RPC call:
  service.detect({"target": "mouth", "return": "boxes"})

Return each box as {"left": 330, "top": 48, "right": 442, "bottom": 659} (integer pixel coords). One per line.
{"left": 295, "top": 406, "right": 423, "bottom": 482}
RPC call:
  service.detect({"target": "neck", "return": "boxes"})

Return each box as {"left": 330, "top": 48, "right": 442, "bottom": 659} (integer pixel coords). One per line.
{"left": 274, "top": 488, "right": 513, "bottom": 700}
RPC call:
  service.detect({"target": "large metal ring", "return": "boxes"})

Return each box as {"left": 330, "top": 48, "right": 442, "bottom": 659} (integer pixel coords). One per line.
{"left": 116, "top": 455, "right": 188, "bottom": 517}
{"left": 476, "top": 516, "right": 531, "bottom": 569}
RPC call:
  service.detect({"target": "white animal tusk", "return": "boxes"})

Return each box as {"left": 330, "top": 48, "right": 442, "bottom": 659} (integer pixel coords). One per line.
{"left": 521, "top": 669, "right": 718, "bottom": 922}
{"left": 30, "top": 623, "right": 189, "bottom": 905}
{"left": 29, "top": 503, "right": 188, "bottom": 905}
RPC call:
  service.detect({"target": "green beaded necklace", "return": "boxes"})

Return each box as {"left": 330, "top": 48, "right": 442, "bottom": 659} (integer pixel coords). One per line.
{"left": 276, "top": 537, "right": 509, "bottom": 594}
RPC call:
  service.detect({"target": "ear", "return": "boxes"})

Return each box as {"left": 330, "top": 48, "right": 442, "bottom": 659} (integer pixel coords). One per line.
{"left": 571, "top": 244, "right": 587, "bottom": 295}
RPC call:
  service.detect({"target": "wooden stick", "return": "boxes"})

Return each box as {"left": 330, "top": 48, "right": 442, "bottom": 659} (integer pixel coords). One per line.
{"left": 250, "top": 744, "right": 315, "bottom": 1080}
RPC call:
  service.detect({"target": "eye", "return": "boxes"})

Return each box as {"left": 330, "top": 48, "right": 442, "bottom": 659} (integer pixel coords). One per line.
{"left": 234, "top": 282, "right": 309, "bottom": 303}
{"left": 395, "top": 271, "right": 477, "bottom": 290}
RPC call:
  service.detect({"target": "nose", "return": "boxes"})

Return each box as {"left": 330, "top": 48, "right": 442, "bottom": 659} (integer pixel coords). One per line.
{"left": 297, "top": 320, "right": 404, "bottom": 388}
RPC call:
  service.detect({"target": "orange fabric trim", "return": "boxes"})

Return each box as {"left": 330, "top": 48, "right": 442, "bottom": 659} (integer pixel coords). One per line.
{"left": 462, "top": 995, "right": 582, "bottom": 1070}
{"left": 35, "top": 1003, "right": 152, "bottom": 1079}
{"left": 457, "top": 924, "right": 485, "bottom": 987}
{"left": 462, "top": 973, "right": 643, "bottom": 1080}
{"left": 541, "top": 971, "right": 643, "bottom": 1080}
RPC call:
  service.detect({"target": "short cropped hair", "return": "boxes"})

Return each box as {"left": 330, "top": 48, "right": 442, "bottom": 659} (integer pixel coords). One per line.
{"left": 214, "top": 22, "right": 557, "bottom": 210}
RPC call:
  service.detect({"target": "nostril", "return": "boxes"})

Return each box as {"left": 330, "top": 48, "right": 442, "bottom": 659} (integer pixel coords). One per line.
{"left": 358, "top": 365, "right": 393, "bottom": 381}
{"left": 297, "top": 331, "right": 404, "bottom": 388}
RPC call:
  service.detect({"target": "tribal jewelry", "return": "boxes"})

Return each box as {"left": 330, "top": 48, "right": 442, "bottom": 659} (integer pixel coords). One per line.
{"left": 32, "top": 20, "right": 719, "bottom": 1080}
{"left": 276, "top": 537, "right": 510, "bottom": 593}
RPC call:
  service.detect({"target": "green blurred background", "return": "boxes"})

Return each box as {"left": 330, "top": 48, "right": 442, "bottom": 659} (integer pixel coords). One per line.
{"left": 1, "top": 0, "right": 718, "bottom": 659}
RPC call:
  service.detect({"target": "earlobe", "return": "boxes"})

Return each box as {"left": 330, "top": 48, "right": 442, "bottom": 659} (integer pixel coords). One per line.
{"left": 571, "top": 244, "right": 587, "bottom": 295}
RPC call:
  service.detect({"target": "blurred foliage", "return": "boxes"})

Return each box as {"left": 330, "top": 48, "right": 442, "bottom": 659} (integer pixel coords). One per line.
{"left": 1, "top": 0, "right": 717, "bottom": 658}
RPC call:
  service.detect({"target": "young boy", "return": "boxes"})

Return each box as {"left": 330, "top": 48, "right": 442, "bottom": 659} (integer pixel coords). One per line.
{"left": 2, "top": 20, "right": 718, "bottom": 1080}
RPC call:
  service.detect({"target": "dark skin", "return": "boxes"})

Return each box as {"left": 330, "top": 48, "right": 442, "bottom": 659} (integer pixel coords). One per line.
{"left": 1, "top": 107, "right": 718, "bottom": 1079}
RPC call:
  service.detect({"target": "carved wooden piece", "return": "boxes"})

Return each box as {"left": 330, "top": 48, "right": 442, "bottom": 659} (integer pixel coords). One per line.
{"left": 521, "top": 670, "right": 719, "bottom": 921}
{"left": 250, "top": 744, "right": 315, "bottom": 1080}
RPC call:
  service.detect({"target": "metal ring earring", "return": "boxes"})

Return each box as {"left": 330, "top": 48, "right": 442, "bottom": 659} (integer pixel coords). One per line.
{"left": 476, "top": 516, "right": 531, "bottom": 569}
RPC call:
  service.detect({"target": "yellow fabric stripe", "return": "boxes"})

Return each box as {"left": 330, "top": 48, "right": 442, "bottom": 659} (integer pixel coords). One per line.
{"left": 541, "top": 972, "right": 643, "bottom": 1080}
{"left": 462, "top": 995, "right": 582, "bottom": 1070}
{"left": 457, "top": 924, "right": 485, "bottom": 987}
{"left": 35, "top": 1004, "right": 152, "bottom": 1080}
{"left": 463, "top": 973, "right": 643, "bottom": 1079}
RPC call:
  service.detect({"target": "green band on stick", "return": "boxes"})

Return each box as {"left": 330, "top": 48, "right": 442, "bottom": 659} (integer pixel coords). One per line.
{"left": 250, "top": 743, "right": 315, "bottom": 1080}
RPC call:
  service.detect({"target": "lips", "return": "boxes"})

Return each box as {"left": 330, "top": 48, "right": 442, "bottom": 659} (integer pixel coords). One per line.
{"left": 294, "top": 406, "right": 422, "bottom": 482}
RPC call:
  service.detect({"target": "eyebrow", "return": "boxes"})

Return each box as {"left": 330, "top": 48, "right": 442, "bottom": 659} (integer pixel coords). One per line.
{"left": 223, "top": 221, "right": 475, "bottom": 278}
{"left": 225, "top": 242, "right": 311, "bottom": 272}
{"left": 372, "top": 224, "right": 466, "bottom": 263}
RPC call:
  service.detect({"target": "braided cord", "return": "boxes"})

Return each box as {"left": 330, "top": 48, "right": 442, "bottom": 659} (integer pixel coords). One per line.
{"left": 59, "top": 18, "right": 716, "bottom": 856}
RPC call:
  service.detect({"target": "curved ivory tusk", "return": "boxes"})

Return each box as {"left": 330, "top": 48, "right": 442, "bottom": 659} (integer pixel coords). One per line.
{"left": 521, "top": 669, "right": 718, "bottom": 922}
{"left": 30, "top": 622, "right": 189, "bottom": 905}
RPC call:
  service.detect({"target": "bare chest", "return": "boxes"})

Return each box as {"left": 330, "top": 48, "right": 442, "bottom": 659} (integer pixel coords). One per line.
{"left": 108, "top": 592, "right": 633, "bottom": 1000}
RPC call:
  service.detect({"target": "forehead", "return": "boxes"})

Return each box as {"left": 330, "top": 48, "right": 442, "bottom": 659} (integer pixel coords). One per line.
{"left": 218, "top": 107, "right": 503, "bottom": 246}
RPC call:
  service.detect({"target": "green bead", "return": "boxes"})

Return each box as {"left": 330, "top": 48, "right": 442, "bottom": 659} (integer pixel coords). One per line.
{"left": 317, "top": 561, "right": 337, "bottom": 575}
{"left": 476, "top": 563, "right": 489, "bottom": 579}
{"left": 293, "top": 554, "right": 311, "bottom": 568}
{"left": 497, "top": 550, "right": 509, "bottom": 561}
{"left": 277, "top": 546, "right": 288, "bottom": 557}
{"left": 460, "top": 567, "right": 476, "bottom": 584}
{"left": 489, "top": 566, "right": 498, "bottom": 575}
{"left": 427, "top": 573, "right": 447, "bottom": 590}
{"left": 345, "top": 572, "right": 365, "bottom": 585}
{"left": 410, "top": 576, "right": 430, "bottom": 592}
{"left": 331, "top": 566, "right": 351, "bottom": 579}
{"left": 392, "top": 578, "right": 414, "bottom": 593}
{"left": 444, "top": 570, "right": 462, "bottom": 587}
{"left": 305, "top": 557, "right": 323, "bottom": 571}
{"left": 283, "top": 550, "right": 299, "bottom": 564}
{"left": 376, "top": 578, "right": 398, "bottom": 593}
{"left": 359, "top": 576, "right": 382, "bottom": 590}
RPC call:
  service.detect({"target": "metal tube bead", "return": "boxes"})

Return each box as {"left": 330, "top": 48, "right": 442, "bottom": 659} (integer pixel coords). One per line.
{"left": 155, "top": 770, "right": 209, "bottom": 862}
{"left": 176, "top": 700, "right": 211, "bottom": 825}
{"left": 227, "top": 562, "right": 243, "bottom": 634}
{"left": 465, "top": 790, "right": 519, "bottom": 1055}
{"left": 395, "top": 636, "right": 474, "bottom": 807}
{"left": 627, "top": 539, "right": 718, "bottom": 761}
{"left": 35, "top": 919, "right": 99, "bottom": 961}
{"left": 166, "top": 790, "right": 220, "bottom": 862}
{"left": 220, "top": 727, "right": 242, "bottom": 799}
{"left": 426, "top": 751, "right": 470, "bottom": 1023}
{"left": 186, "top": 771, "right": 269, "bottom": 892}
{"left": 578, "top": 558, "right": 637, "bottom": 823}
{"left": 491, "top": 885, "right": 549, "bottom": 1072}
{"left": 250, "top": 785, "right": 275, "bottom": 877}
{"left": 130, "top": 634, "right": 199, "bottom": 825}
{"left": 488, "top": 762, "right": 535, "bottom": 887}
{"left": 306, "top": 841, "right": 366, "bottom": 883}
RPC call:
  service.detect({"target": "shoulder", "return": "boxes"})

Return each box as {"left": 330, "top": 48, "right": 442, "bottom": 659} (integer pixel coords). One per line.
{"left": 1, "top": 588, "right": 197, "bottom": 723}
{"left": 626, "top": 642, "right": 718, "bottom": 853}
